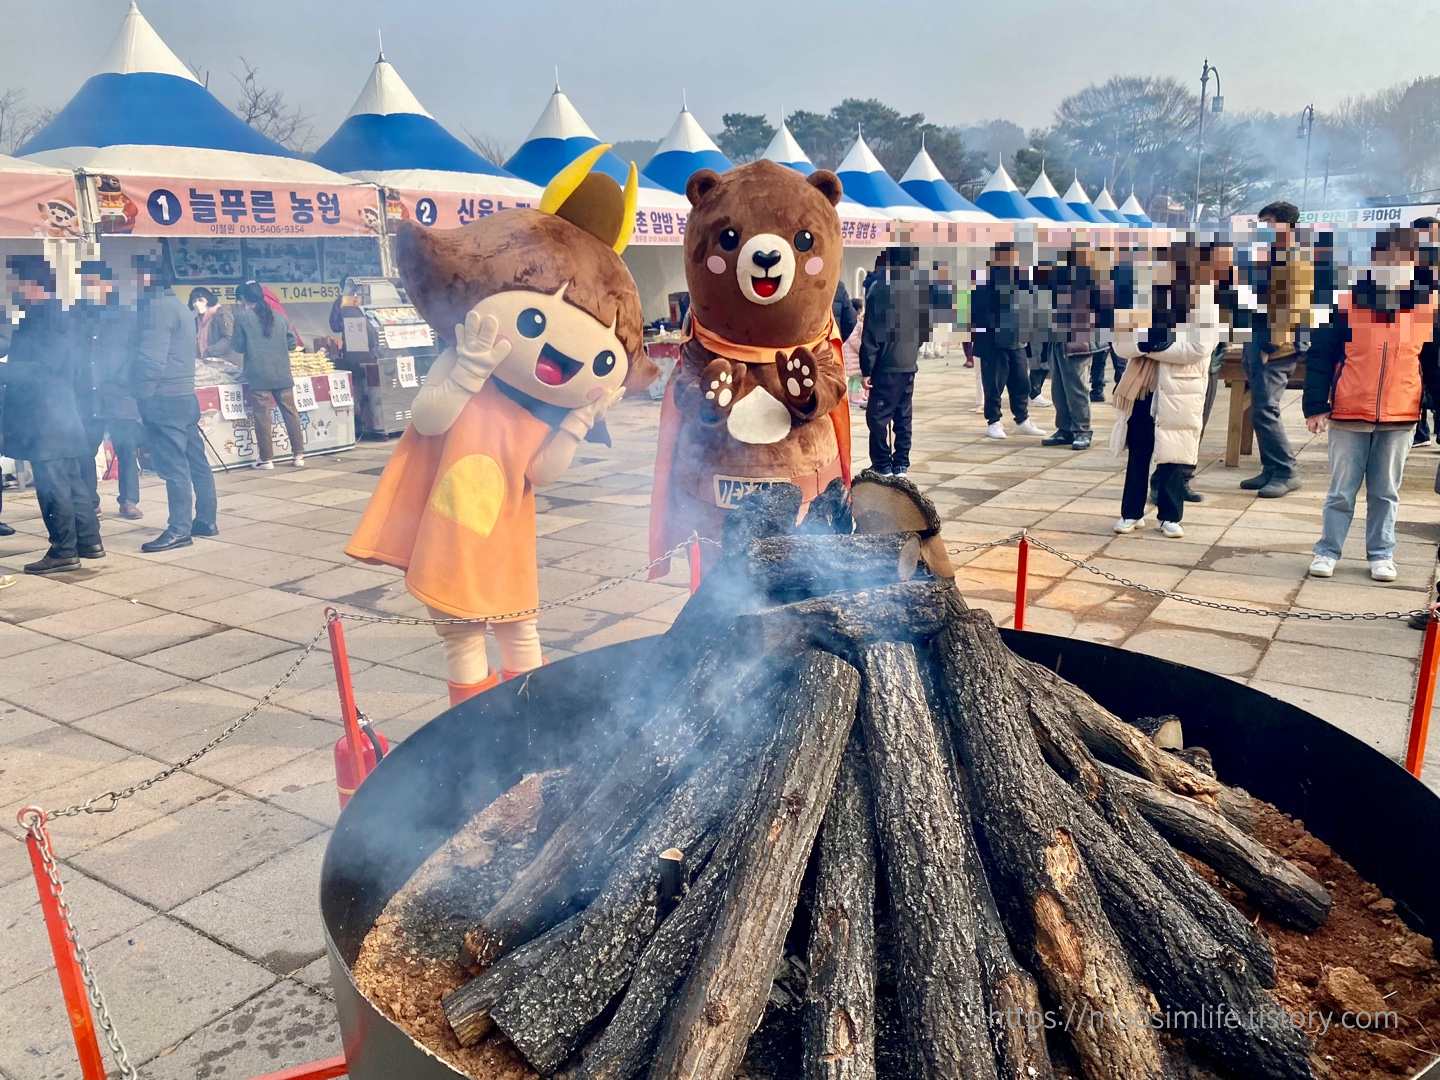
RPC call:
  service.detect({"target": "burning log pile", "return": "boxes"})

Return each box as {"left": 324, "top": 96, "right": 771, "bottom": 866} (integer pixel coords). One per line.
{"left": 413, "top": 475, "right": 1344, "bottom": 1080}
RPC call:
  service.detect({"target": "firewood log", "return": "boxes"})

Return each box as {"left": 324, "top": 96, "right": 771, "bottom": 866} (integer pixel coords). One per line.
{"left": 736, "top": 580, "right": 956, "bottom": 659}
{"left": 744, "top": 532, "right": 925, "bottom": 601}
{"left": 1131, "top": 713, "right": 1184, "bottom": 750}
{"left": 648, "top": 651, "right": 861, "bottom": 1080}
{"left": 444, "top": 673, "right": 790, "bottom": 1058}
{"left": 460, "top": 631, "right": 765, "bottom": 970}
{"left": 856, "top": 641, "right": 1001, "bottom": 1080}
{"left": 932, "top": 612, "right": 1167, "bottom": 1080}
{"left": 1024, "top": 673, "right": 1279, "bottom": 988}
{"left": 953, "top": 612, "right": 1317, "bottom": 1080}
{"left": 803, "top": 738, "right": 878, "bottom": 1080}
{"left": 1098, "top": 763, "right": 1332, "bottom": 932}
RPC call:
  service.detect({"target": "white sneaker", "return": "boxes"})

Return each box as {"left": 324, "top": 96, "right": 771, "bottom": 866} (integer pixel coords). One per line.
{"left": 292, "top": 453, "right": 305, "bottom": 468}
{"left": 986, "top": 421, "right": 1007, "bottom": 440}
{"left": 252, "top": 460, "right": 274, "bottom": 471}
{"left": 1015, "top": 419, "right": 1046, "bottom": 436}
{"left": 1370, "top": 558, "right": 1398, "bottom": 582}
{"left": 1114, "top": 517, "right": 1144, "bottom": 534}
{"left": 1030, "top": 395, "right": 1052, "bottom": 408}
{"left": 1159, "top": 520, "right": 1185, "bottom": 538}
{"left": 893, "top": 468, "right": 908, "bottom": 478}
{"left": 1308, "top": 555, "right": 1336, "bottom": 578}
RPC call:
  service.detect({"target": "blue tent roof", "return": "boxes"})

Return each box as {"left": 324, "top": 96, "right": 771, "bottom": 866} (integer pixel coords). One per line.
{"left": 505, "top": 88, "right": 665, "bottom": 190}
{"left": 1093, "top": 186, "right": 1129, "bottom": 225}
{"left": 642, "top": 105, "right": 732, "bottom": 194}
{"left": 898, "top": 146, "right": 990, "bottom": 219}
{"left": 835, "top": 134, "right": 929, "bottom": 214}
{"left": 1119, "top": 193, "right": 1155, "bottom": 226}
{"left": 19, "top": 2, "right": 294, "bottom": 159}
{"left": 974, "top": 163, "right": 1047, "bottom": 221}
{"left": 1062, "top": 178, "right": 1109, "bottom": 224}
{"left": 1024, "top": 172, "right": 1084, "bottom": 222}
{"left": 760, "top": 123, "right": 815, "bottom": 176}
{"left": 312, "top": 55, "right": 515, "bottom": 177}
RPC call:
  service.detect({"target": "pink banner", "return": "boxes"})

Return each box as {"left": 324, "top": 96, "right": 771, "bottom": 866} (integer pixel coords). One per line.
{"left": 0, "top": 171, "right": 83, "bottom": 240}
{"left": 88, "top": 174, "right": 382, "bottom": 238}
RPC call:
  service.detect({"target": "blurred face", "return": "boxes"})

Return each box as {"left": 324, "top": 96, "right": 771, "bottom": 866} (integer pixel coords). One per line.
{"left": 471, "top": 286, "right": 630, "bottom": 410}
{"left": 992, "top": 247, "right": 1018, "bottom": 267}
{"left": 1259, "top": 215, "right": 1292, "bottom": 245}
{"left": 81, "top": 275, "right": 114, "bottom": 303}
{"left": 191, "top": 296, "right": 210, "bottom": 314}
{"left": 15, "top": 279, "right": 49, "bottom": 304}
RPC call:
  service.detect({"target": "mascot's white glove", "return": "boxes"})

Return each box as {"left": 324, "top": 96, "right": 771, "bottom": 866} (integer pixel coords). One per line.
{"left": 451, "top": 310, "right": 512, "bottom": 393}
{"left": 561, "top": 387, "right": 626, "bottom": 439}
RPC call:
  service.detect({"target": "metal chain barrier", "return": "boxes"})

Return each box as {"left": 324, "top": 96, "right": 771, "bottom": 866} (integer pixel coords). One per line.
{"left": 19, "top": 809, "right": 138, "bottom": 1080}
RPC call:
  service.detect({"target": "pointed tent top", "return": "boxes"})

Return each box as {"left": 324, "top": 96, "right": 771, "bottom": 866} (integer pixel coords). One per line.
{"left": 651, "top": 105, "right": 724, "bottom": 157}
{"left": 643, "top": 104, "right": 732, "bottom": 194}
{"left": 520, "top": 87, "right": 598, "bottom": 144}
{"left": 682, "top": 88, "right": 687, "bottom": 111}
{"left": 1025, "top": 171, "right": 1062, "bottom": 200}
{"left": 836, "top": 132, "right": 888, "bottom": 177}
{"left": 1062, "top": 177, "right": 1092, "bottom": 205}
{"left": 979, "top": 161, "right": 1021, "bottom": 195}
{"left": 98, "top": 1, "right": 197, "bottom": 81}
{"left": 836, "top": 133, "right": 929, "bottom": 214}
{"left": 1062, "top": 177, "right": 1108, "bottom": 224}
{"left": 898, "top": 147, "right": 991, "bottom": 220}
{"left": 1119, "top": 192, "right": 1153, "bottom": 225}
{"left": 761, "top": 122, "right": 814, "bottom": 175}
{"left": 376, "top": 29, "right": 384, "bottom": 62}
{"left": 554, "top": 66, "right": 560, "bottom": 92}
{"left": 1025, "top": 170, "right": 1083, "bottom": 222}
{"left": 899, "top": 146, "right": 945, "bottom": 185}
{"left": 975, "top": 162, "right": 1048, "bottom": 221}
{"left": 345, "top": 56, "right": 431, "bottom": 119}
{"left": 1094, "top": 186, "right": 1119, "bottom": 211}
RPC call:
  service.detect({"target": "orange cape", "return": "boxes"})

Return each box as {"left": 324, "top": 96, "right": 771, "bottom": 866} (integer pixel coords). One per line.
{"left": 648, "top": 312, "right": 852, "bottom": 573}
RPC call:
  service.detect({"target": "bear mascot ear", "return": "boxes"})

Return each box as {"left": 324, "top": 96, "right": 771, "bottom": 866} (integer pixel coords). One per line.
{"left": 807, "top": 170, "right": 844, "bottom": 207}
{"left": 686, "top": 169, "right": 722, "bottom": 208}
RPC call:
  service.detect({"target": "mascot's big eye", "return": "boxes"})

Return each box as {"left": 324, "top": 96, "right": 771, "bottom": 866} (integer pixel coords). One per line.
{"left": 517, "top": 308, "right": 547, "bottom": 338}
{"left": 794, "top": 230, "right": 815, "bottom": 252}
{"left": 718, "top": 228, "right": 741, "bottom": 251}
{"left": 593, "top": 350, "right": 617, "bottom": 377}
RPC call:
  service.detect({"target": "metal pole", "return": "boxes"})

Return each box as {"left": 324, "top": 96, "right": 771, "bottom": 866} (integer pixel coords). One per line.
{"left": 1194, "top": 60, "right": 1210, "bottom": 220}
{"left": 1406, "top": 607, "right": 1440, "bottom": 777}
{"left": 19, "top": 808, "right": 108, "bottom": 1080}
{"left": 1014, "top": 531, "right": 1030, "bottom": 631}
{"left": 688, "top": 531, "right": 703, "bottom": 594}
{"left": 1322, "top": 152, "right": 1331, "bottom": 209}
{"left": 1299, "top": 105, "right": 1315, "bottom": 213}
{"left": 247, "top": 1057, "right": 349, "bottom": 1080}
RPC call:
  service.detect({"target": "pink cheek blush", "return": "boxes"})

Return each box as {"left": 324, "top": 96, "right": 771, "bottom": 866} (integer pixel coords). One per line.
{"left": 587, "top": 387, "right": 606, "bottom": 402}
{"left": 804, "top": 256, "right": 824, "bottom": 276}
{"left": 706, "top": 255, "right": 726, "bottom": 275}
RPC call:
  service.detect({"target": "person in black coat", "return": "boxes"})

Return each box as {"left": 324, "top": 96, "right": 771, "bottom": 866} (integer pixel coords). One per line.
{"left": 0, "top": 315, "right": 13, "bottom": 537}
{"left": 132, "top": 253, "right": 218, "bottom": 553}
{"left": 73, "top": 261, "right": 144, "bottom": 520}
{"left": 832, "top": 279, "right": 857, "bottom": 343}
{"left": 0, "top": 254, "right": 103, "bottom": 574}
{"left": 858, "top": 247, "right": 928, "bottom": 476}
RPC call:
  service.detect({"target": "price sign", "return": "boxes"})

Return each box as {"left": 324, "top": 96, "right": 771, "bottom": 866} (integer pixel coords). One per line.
{"left": 219, "top": 384, "right": 248, "bottom": 420}
{"left": 292, "top": 376, "right": 318, "bottom": 412}
{"left": 396, "top": 355, "right": 419, "bottom": 388}
{"left": 327, "top": 372, "right": 353, "bottom": 408}
{"left": 342, "top": 317, "right": 370, "bottom": 354}
{"left": 382, "top": 323, "right": 433, "bottom": 350}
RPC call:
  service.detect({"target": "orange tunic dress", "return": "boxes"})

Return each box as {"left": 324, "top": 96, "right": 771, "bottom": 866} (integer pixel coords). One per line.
{"left": 345, "top": 380, "right": 555, "bottom": 621}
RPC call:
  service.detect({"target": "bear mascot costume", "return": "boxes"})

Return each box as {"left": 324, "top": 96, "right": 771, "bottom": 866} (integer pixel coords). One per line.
{"left": 649, "top": 160, "right": 852, "bottom": 575}
{"left": 346, "top": 146, "right": 658, "bottom": 705}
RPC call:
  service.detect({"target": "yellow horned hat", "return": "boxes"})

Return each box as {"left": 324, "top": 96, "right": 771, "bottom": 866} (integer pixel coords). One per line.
{"left": 539, "top": 143, "right": 639, "bottom": 254}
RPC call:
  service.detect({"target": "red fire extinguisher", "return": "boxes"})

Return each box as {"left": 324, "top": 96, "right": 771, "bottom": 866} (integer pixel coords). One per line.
{"left": 334, "top": 716, "right": 388, "bottom": 808}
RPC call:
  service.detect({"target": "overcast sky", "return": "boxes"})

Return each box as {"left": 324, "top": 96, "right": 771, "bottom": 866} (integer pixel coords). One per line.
{"left": 4, "top": 0, "right": 1436, "bottom": 154}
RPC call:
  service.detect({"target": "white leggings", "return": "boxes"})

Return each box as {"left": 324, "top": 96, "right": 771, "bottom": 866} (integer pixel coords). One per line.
{"left": 427, "top": 608, "right": 543, "bottom": 684}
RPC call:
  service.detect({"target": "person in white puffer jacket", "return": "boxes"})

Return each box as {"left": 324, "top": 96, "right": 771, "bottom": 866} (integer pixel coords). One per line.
{"left": 1110, "top": 240, "right": 1223, "bottom": 538}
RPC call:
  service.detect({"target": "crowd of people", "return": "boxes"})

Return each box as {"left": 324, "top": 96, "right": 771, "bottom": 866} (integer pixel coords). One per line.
{"left": 852, "top": 202, "right": 1440, "bottom": 583}
{"left": 0, "top": 255, "right": 306, "bottom": 585}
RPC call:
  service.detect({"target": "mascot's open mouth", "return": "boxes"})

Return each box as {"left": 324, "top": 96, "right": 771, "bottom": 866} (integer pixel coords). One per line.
{"left": 751, "top": 276, "right": 781, "bottom": 299}
{"left": 534, "top": 343, "right": 583, "bottom": 386}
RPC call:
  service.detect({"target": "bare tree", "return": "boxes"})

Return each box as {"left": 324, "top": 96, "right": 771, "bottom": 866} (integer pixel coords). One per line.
{"left": 233, "top": 57, "right": 313, "bottom": 153}
{"left": 462, "top": 129, "right": 511, "bottom": 168}
{"left": 0, "top": 88, "right": 55, "bottom": 155}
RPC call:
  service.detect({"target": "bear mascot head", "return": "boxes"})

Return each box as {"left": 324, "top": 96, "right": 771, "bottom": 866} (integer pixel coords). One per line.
{"left": 649, "top": 159, "right": 853, "bottom": 573}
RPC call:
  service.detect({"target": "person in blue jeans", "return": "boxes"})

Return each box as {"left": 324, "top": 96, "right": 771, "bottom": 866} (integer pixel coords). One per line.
{"left": 132, "top": 255, "right": 217, "bottom": 553}
{"left": 1304, "top": 227, "right": 1435, "bottom": 583}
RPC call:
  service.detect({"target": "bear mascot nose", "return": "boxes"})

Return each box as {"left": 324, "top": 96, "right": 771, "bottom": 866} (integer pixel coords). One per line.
{"left": 751, "top": 250, "right": 783, "bottom": 271}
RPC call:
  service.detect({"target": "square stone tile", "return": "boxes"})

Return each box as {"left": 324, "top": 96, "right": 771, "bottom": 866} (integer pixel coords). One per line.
{"left": 1252, "top": 640, "right": 1418, "bottom": 704}
{"left": 0, "top": 705, "right": 59, "bottom": 745}
{"left": 181, "top": 586, "right": 322, "bottom": 629}
{"left": 76, "top": 610, "right": 220, "bottom": 660}
{"left": 1124, "top": 628, "right": 1263, "bottom": 677}
{"left": 337, "top": 618, "right": 442, "bottom": 663}
{"left": 136, "top": 574, "right": 256, "bottom": 615}
{"left": 1249, "top": 678, "right": 1412, "bottom": 762}
{"left": 0, "top": 621, "right": 59, "bottom": 661}
{"left": 71, "top": 796, "right": 322, "bottom": 911}
{"left": 79, "top": 563, "right": 206, "bottom": 599}
{"left": 0, "top": 578, "right": 111, "bottom": 625}
{"left": 2, "top": 640, "right": 122, "bottom": 694}
{"left": 0, "top": 726, "right": 132, "bottom": 814}
{"left": 205, "top": 648, "right": 369, "bottom": 706}
{"left": 136, "top": 627, "right": 294, "bottom": 680}
{"left": 18, "top": 598, "right": 167, "bottom": 642}
{"left": 172, "top": 833, "right": 329, "bottom": 972}
{"left": 6, "top": 659, "right": 187, "bottom": 724}
{"left": 217, "top": 552, "right": 339, "bottom": 588}
{"left": 238, "top": 751, "right": 341, "bottom": 829}
{"left": 165, "top": 708, "right": 337, "bottom": 788}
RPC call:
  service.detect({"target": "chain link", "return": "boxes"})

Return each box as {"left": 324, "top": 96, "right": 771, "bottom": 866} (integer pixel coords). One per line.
{"left": 19, "top": 811, "right": 137, "bottom": 1079}
{"left": 946, "top": 531, "right": 1028, "bottom": 555}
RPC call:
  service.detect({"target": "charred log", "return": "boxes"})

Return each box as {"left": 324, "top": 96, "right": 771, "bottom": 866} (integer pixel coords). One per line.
{"left": 1099, "top": 763, "right": 1332, "bottom": 932}
{"left": 798, "top": 477, "right": 854, "bottom": 536}
{"left": 744, "top": 532, "right": 925, "bottom": 601}
{"left": 648, "top": 651, "right": 861, "bottom": 1080}
{"left": 803, "top": 738, "right": 878, "bottom": 1080}
{"left": 856, "top": 640, "right": 1001, "bottom": 1080}
{"left": 736, "top": 580, "right": 955, "bottom": 660}
{"left": 1131, "top": 714, "right": 1184, "bottom": 750}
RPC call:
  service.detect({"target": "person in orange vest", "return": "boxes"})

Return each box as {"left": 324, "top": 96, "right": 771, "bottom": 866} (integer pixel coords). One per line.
{"left": 1304, "top": 226, "right": 1437, "bottom": 583}
{"left": 345, "top": 148, "right": 657, "bottom": 705}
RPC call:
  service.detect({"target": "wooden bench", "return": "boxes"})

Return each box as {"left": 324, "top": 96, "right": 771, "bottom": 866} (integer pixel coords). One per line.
{"left": 1219, "top": 349, "right": 1307, "bottom": 468}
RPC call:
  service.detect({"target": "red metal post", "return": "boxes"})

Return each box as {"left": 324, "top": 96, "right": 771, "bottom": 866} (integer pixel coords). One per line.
{"left": 1013, "top": 531, "right": 1030, "bottom": 632}
{"left": 688, "top": 531, "right": 703, "bottom": 595}
{"left": 18, "top": 807, "right": 107, "bottom": 1080}
{"left": 327, "top": 610, "right": 367, "bottom": 794}
{"left": 1406, "top": 607, "right": 1440, "bottom": 777}
{"left": 247, "top": 1056, "right": 348, "bottom": 1080}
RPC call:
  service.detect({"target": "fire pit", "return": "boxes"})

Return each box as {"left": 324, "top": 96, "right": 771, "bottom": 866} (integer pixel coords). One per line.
{"left": 320, "top": 485, "right": 1440, "bottom": 1080}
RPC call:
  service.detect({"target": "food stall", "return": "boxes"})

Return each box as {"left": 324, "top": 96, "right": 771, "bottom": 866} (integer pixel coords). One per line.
{"left": 334, "top": 276, "right": 439, "bottom": 436}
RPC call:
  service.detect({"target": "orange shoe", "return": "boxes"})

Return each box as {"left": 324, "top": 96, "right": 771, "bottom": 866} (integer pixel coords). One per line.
{"left": 501, "top": 657, "right": 549, "bottom": 682}
{"left": 448, "top": 671, "right": 500, "bottom": 706}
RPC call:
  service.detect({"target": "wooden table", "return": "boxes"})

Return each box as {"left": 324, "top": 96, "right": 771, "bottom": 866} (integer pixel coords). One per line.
{"left": 1219, "top": 349, "right": 1307, "bottom": 467}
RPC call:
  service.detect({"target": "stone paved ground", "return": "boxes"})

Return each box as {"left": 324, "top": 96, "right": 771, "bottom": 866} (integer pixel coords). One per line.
{"left": 2, "top": 355, "right": 1438, "bottom": 1078}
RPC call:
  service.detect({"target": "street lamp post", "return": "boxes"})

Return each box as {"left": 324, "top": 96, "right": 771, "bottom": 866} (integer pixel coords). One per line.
{"left": 1194, "top": 59, "right": 1223, "bottom": 223}
{"left": 1298, "top": 104, "right": 1316, "bottom": 212}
